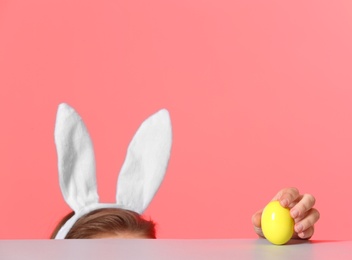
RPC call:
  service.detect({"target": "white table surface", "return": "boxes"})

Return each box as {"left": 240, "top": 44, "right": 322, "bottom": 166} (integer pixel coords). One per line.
{"left": 0, "top": 239, "right": 351, "bottom": 260}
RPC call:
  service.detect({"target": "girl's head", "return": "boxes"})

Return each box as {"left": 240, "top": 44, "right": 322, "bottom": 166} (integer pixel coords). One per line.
{"left": 51, "top": 208, "right": 156, "bottom": 239}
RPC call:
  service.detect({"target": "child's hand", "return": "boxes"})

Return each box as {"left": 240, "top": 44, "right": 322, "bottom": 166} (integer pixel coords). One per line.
{"left": 252, "top": 187, "right": 320, "bottom": 239}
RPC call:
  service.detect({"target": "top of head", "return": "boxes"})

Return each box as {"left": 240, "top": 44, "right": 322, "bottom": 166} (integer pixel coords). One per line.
{"left": 54, "top": 103, "right": 172, "bottom": 239}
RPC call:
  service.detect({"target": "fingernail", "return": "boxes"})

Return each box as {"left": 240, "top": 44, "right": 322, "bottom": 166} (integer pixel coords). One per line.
{"left": 291, "top": 209, "right": 299, "bottom": 218}
{"left": 295, "top": 223, "right": 303, "bottom": 233}
{"left": 281, "top": 199, "right": 289, "bottom": 207}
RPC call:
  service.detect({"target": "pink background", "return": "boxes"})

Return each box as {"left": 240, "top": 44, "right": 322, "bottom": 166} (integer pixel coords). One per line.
{"left": 1, "top": 0, "right": 352, "bottom": 239}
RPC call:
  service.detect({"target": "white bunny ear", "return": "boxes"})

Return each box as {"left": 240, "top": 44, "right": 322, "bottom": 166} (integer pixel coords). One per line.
{"left": 116, "top": 109, "right": 172, "bottom": 214}
{"left": 54, "top": 103, "right": 99, "bottom": 212}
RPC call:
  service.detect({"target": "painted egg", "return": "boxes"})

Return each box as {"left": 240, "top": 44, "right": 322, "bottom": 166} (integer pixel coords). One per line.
{"left": 261, "top": 201, "right": 294, "bottom": 245}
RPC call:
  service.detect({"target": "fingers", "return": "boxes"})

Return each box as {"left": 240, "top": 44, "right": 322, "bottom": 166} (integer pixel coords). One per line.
{"left": 294, "top": 208, "right": 320, "bottom": 236}
{"left": 272, "top": 187, "right": 300, "bottom": 208}
{"left": 282, "top": 192, "right": 319, "bottom": 240}
{"left": 290, "top": 193, "right": 316, "bottom": 219}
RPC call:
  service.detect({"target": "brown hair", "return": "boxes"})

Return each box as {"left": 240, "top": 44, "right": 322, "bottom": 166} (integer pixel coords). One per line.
{"left": 51, "top": 208, "right": 156, "bottom": 239}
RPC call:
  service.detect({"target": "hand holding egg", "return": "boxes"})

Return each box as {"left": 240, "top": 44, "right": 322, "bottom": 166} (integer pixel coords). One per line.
{"left": 252, "top": 187, "right": 320, "bottom": 244}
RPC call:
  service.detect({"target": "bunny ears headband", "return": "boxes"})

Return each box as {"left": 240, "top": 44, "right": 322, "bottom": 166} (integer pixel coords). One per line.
{"left": 54, "top": 103, "right": 172, "bottom": 239}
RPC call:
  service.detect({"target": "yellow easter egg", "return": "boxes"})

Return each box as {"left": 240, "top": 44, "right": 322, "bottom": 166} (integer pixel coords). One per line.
{"left": 261, "top": 201, "right": 294, "bottom": 245}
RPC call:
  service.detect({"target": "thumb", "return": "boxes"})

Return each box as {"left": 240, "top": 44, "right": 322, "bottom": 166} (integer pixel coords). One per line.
{"left": 252, "top": 209, "right": 263, "bottom": 228}
{"left": 252, "top": 209, "right": 264, "bottom": 238}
